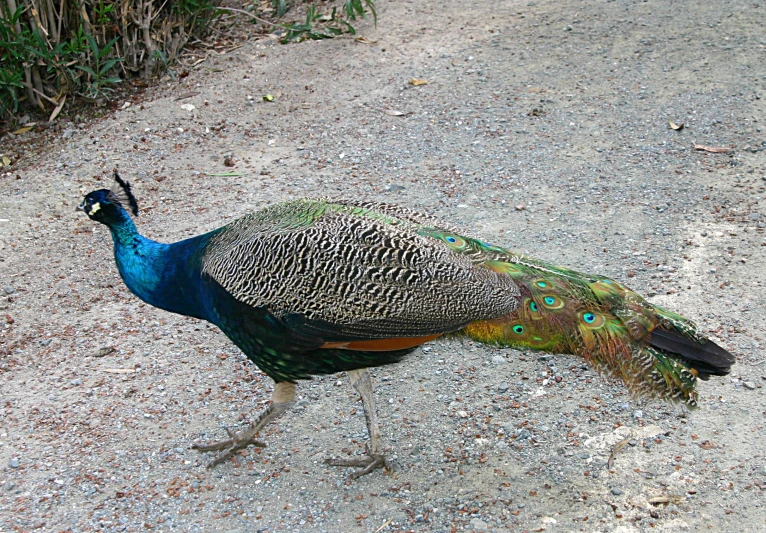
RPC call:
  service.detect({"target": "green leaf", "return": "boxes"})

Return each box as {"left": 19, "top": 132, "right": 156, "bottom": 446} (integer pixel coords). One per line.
{"left": 85, "top": 34, "right": 99, "bottom": 58}
{"left": 366, "top": 0, "right": 378, "bottom": 24}
{"left": 100, "top": 57, "right": 123, "bottom": 74}
{"left": 276, "top": 0, "right": 287, "bottom": 17}
{"left": 75, "top": 65, "right": 97, "bottom": 77}
{"left": 99, "top": 37, "right": 120, "bottom": 60}
{"left": 340, "top": 20, "right": 356, "bottom": 35}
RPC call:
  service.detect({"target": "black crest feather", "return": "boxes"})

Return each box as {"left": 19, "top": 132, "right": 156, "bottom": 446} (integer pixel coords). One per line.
{"left": 110, "top": 171, "right": 139, "bottom": 216}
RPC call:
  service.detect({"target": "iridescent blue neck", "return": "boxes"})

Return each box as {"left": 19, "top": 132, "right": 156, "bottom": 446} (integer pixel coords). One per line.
{"left": 106, "top": 211, "right": 211, "bottom": 320}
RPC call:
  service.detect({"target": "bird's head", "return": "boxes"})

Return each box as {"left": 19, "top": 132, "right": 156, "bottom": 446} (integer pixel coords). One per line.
{"left": 78, "top": 172, "right": 139, "bottom": 225}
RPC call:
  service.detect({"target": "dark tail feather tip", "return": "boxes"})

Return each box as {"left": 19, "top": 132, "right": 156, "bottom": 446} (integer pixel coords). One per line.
{"left": 650, "top": 328, "right": 735, "bottom": 378}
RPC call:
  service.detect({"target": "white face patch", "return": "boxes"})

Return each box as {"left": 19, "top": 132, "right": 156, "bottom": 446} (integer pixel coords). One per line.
{"left": 88, "top": 202, "right": 101, "bottom": 216}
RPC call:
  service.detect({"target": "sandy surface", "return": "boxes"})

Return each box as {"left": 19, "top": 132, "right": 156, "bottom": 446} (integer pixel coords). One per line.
{"left": 1, "top": 0, "right": 764, "bottom": 531}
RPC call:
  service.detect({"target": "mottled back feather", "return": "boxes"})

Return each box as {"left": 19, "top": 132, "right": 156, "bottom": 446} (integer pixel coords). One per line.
{"left": 202, "top": 199, "right": 521, "bottom": 340}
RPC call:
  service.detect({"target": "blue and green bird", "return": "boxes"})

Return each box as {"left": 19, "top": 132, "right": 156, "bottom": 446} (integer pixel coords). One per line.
{"left": 79, "top": 173, "right": 734, "bottom": 479}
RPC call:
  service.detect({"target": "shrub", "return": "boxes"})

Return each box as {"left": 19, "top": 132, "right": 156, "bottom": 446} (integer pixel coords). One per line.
{"left": 0, "top": 0, "right": 220, "bottom": 118}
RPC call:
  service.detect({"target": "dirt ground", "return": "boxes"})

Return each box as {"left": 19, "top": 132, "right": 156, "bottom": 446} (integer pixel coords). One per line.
{"left": 1, "top": 0, "right": 765, "bottom": 531}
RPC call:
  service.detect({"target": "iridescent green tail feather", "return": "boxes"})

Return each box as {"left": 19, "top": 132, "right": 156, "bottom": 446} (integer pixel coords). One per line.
{"left": 418, "top": 228, "right": 735, "bottom": 406}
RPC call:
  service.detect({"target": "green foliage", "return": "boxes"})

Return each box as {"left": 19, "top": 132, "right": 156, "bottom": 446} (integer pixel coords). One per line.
{"left": 343, "top": 0, "right": 376, "bottom": 23}
{"left": 0, "top": 5, "right": 34, "bottom": 114}
{"left": 61, "top": 26, "right": 89, "bottom": 56}
{"left": 151, "top": 49, "right": 169, "bottom": 70}
{"left": 273, "top": 0, "right": 289, "bottom": 18}
{"left": 0, "top": 68, "right": 23, "bottom": 116}
{"left": 279, "top": 0, "right": 376, "bottom": 43}
{"left": 74, "top": 35, "right": 123, "bottom": 98}
{"left": 174, "top": 0, "right": 213, "bottom": 14}
{"left": 173, "top": 0, "right": 222, "bottom": 35}
{"left": 94, "top": 0, "right": 116, "bottom": 25}
{"left": 0, "top": 1, "right": 222, "bottom": 121}
{"left": 281, "top": 5, "right": 346, "bottom": 42}
{"left": 0, "top": 0, "right": 377, "bottom": 119}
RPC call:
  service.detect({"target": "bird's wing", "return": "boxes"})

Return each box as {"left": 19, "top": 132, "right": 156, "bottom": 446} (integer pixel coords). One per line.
{"left": 201, "top": 198, "right": 519, "bottom": 341}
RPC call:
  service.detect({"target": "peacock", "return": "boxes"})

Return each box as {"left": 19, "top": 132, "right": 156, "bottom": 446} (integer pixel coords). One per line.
{"left": 78, "top": 173, "right": 734, "bottom": 479}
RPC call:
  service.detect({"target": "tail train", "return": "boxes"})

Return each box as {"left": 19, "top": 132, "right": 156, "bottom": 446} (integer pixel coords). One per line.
{"left": 419, "top": 228, "right": 735, "bottom": 406}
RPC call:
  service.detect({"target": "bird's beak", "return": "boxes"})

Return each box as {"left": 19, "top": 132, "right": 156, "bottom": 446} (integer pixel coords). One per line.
{"left": 76, "top": 200, "right": 86, "bottom": 212}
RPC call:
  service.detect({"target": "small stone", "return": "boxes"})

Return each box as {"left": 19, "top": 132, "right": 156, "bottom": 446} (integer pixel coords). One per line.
{"left": 3, "top": 286, "right": 14, "bottom": 295}
{"left": 469, "top": 518, "right": 488, "bottom": 531}
{"left": 742, "top": 381, "right": 756, "bottom": 390}
{"left": 4, "top": 481, "right": 15, "bottom": 491}
{"left": 497, "top": 382, "right": 509, "bottom": 392}
{"left": 633, "top": 410, "right": 643, "bottom": 419}
{"left": 491, "top": 355, "right": 506, "bottom": 365}
{"left": 517, "top": 429, "right": 532, "bottom": 440}
{"left": 457, "top": 410, "right": 469, "bottom": 418}
{"left": 612, "top": 487, "right": 624, "bottom": 496}
{"left": 537, "top": 355, "right": 553, "bottom": 362}
{"left": 93, "top": 347, "right": 115, "bottom": 358}
{"left": 8, "top": 458, "right": 19, "bottom": 468}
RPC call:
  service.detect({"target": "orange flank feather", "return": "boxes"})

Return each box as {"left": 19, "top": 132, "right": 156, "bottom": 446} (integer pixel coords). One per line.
{"left": 321, "top": 334, "right": 442, "bottom": 351}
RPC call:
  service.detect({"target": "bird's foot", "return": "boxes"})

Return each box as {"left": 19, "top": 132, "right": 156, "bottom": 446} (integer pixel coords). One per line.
{"left": 325, "top": 446, "right": 392, "bottom": 481}
{"left": 192, "top": 427, "right": 267, "bottom": 468}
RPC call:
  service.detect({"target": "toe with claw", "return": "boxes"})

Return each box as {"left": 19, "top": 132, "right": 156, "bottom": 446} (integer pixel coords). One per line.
{"left": 192, "top": 427, "right": 267, "bottom": 468}
{"left": 325, "top": 444, "right": 392, "bottom": 480}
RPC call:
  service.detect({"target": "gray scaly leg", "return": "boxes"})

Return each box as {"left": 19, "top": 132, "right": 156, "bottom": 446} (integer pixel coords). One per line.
{"left": 193, "top": 381, "right": 296, "bottom": 468}
{"left": 325, "top": 368, "right": 392, "bottom": 480}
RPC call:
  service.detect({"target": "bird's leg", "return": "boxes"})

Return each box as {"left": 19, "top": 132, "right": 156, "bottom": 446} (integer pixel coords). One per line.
{"left": 325, "top": 368, "right": 392, "bottom": 480}
{"left": 192, "top": 381, "right": 296, "bottom": 468}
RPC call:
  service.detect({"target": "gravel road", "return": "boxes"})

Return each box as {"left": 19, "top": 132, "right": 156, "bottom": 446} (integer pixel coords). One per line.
{"left": 1, "top": 0, "right": 764, "bottom": 531}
